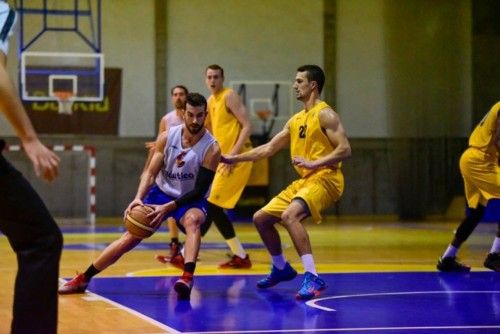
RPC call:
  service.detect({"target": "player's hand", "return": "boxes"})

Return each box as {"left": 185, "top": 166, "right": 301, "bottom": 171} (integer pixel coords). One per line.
{"left": 124, "top": 199, "right": 143, "bottom": 220}
{"left": 22, "top": 138, "right": 60, "bottom": 182}
{"left": 217, "top": 162, "right": 234, "bottom": 175}
{"left": 220, "top": 154, "right": 236, "bottom": 164}
{"left": 147, "top": 202, "right": 175, "bottom": 227}
{"left": 145, "top": 141, "right": 156, "bottom": 149}
{"left": 291, "top": 156, "right": 317, "bottom": 170}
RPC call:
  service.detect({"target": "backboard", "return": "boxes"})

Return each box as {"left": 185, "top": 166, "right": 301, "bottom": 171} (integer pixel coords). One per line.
{"left": 20, "top": 51, "right": 104, "bottom": 102}
{"left": 229, "top": 81, "right": 297, "bottom": 139}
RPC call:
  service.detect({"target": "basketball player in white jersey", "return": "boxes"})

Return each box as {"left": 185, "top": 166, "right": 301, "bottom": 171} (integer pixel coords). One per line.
{"left": 142, "top": 85, "right": 188, "bottom": 266}
{"left": 59, "top": 93, "right": 221, "bottom": 300}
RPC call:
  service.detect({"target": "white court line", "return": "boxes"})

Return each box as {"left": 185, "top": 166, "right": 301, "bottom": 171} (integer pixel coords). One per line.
{"left": 58, "top": 278, "right": 181, "bottom": 334}
{"left": 306, "top": 290, "right": 500, "bottom": 312}
{"left": 181, "top": 325, "right": 500, "bottom": 333}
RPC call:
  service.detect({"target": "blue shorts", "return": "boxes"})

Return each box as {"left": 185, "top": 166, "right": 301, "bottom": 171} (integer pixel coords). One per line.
{"left": 143, "top": 184, "right": 208, "bottom": 234}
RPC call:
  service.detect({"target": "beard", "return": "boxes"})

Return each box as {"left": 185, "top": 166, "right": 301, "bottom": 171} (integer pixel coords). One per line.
{"left": 186, "top": 124, "right": 203, "bottom": 135}
{"left": 175, "top": 100, "right": 184, "bottom": 109}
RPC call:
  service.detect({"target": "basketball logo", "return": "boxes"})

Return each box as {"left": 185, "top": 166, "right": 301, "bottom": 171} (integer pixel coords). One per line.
{"left": 175, "top": 151, "right": 187, "bottom": 167}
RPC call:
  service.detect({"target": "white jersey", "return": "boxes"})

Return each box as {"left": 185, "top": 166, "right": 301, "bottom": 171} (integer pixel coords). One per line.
{"left": 155, "top": 124, "right": 216, "bottom": 198}
{"left": 0, "top": 1, "right": 16, "bottom": 55}
{"left": 162, "top": 110, "right": 183, "bottom": 130}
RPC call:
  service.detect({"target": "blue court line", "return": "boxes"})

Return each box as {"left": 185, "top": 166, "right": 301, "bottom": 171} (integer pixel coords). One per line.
{"left": 74, "top": 271, "right": 500, "bottom": 333}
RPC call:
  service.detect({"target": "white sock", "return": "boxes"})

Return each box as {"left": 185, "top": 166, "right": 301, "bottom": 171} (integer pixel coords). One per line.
{"left": 442, "top": 244, "right": 458, "bottom": 258}
{"left": 271, "top": 254, "right": 287, "bottom": 270}
{"left": 226, "top": 237, "right": 246, "bottom": 259}
{"left": 491, "top": 237, "right": 500, "bottom": 254}
{"left": 301, "top": 254, "right": 317, "bottom": 276}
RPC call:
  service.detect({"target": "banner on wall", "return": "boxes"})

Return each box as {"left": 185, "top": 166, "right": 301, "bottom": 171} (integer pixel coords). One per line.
{"left": 23, "top": 68, "right": 122, "bottom": 135}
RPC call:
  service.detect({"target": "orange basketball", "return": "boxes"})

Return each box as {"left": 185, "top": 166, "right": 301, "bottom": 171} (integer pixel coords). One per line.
{"left": 124, "top": 204, "right": 156, "bottom": 239}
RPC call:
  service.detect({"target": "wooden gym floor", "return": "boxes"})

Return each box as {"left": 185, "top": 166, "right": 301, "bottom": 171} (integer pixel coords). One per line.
{"left": 0, "top": 218, "right": 498, "bottom": 333}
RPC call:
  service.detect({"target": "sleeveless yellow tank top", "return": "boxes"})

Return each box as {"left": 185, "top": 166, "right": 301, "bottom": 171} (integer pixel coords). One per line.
{"left": 289, "top": 101, "right": 338, "bottom": 178}
{"left": 469, "top": 101, "right": 500, "bottom": 158}
{"left": 207, "top": 87, "right": 251, "bottom": 154}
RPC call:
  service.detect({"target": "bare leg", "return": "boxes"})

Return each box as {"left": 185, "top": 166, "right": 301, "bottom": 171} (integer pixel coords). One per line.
{"left": 280, "top": 200, "right": 311, "bottom": 256}
{"left": 168, "top": 217, "right": 179, "bottom": 241}
{"left": 180, "top": 209, "right": 204, "bottom": 263}
{"left": 254, "top": 208, "right": 299, "bottom": 290}
{"left": 93, "top": 232, "right": 142, "bottom": 271}
{"left": 253, "top": 210, "right": 282, "bottom": 255}
{"left": 174, "top": 208, "right": 204, "bottom": 299}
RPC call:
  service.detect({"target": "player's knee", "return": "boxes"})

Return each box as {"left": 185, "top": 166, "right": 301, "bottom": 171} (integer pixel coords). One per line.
{"left": 253, "top": 210, "right": 268, "bottom": 228}
{"left": 183, "top": 212, "right": 203, "bottom": 232}
{"left": 280, "top": 211, "right": 292, "bottom": 225}
{"left": 280, "top": 209, "right": 302, "bottom": 226}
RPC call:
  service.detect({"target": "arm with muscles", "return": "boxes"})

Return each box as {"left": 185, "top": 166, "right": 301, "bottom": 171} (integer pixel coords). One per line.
{"left": 218, "top": 90, "right": 252, "bottom": 175}
{"left": 148, "top": 141, "right": 222, "bottom": 226}
{"left": 291, "top": 108, "right": 352, "bottom": 170}
{"left": 494, "top": 109, "right": 500, "bottom": 166}
{"left": 0, "top": 57, "right": 59, "bottom": 181}
{"left": 222, "top": 122, "right": 291, "bottom": 164}
{"left": 125, "top": 131, "right": 167, "bottom": 222}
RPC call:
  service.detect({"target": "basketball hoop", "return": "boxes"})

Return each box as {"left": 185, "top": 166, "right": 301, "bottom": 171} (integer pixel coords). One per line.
{"left": 53, "top": 91, "right": 75, "bottom": 115}
{"left": 255, "top": 109, "right": 272, "bottom": 121}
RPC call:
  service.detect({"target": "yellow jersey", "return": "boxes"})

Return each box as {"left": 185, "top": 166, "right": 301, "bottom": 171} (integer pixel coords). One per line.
{"left": 289, "top": 101, "right": 338, "bottom": 178}
{"left": 469, "top": 101, "right": 500, "bottom": 159}
{"left": 207, "top": 87, "right": 252, "bottom": 154}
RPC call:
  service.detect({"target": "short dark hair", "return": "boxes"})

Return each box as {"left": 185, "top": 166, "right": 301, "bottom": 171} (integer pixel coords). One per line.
{"left": 206, "top": 64, "right": 224, "bottom": 78}
{"left": 297, "top": 65, "right": 325, "bottom": 94}
{"left": 170, "top": 85, "right": 188, "bottom": 96}
{"left": 186, "top": 92, "right": 207, "bottom": 111}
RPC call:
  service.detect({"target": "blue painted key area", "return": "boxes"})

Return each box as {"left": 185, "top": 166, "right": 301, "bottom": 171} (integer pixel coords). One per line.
{"left": 82, "top": 271, "right": 500, "bottom": 333}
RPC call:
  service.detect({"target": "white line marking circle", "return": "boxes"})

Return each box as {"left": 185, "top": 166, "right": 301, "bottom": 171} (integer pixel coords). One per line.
{"left": 306, "top": 290, "right": 500, "bottom": 312}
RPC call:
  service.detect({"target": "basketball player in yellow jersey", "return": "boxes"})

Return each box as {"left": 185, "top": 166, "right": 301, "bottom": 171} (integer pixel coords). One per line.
{"left": 437, "top": 101, "right": 500, "bottom": 272}
{"left": 204, "top": 64, "right": 253, "bottom": 268}
{"left": 223, "top": 65, "right": 352, "bottom": 300}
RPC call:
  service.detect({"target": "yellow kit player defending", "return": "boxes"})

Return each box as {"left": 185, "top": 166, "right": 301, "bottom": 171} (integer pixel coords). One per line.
{"left": 223, "top": 65, "right": 352, "bottom": 300}
{"left": 437, "top": 101, "right": 500, "bottom": 272}
{"left": 205, "top": 64, "right": 253, "bottom": 268}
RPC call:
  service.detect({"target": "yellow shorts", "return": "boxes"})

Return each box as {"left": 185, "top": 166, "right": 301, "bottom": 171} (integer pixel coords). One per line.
{"left": 261, "top": 168, "right": 344, "bottom": 224}
{"left": 208, "top": 160, "right": 253, "bottom": 209}
{"left": 460, "top": 147, "right": 500, "bottom": 209}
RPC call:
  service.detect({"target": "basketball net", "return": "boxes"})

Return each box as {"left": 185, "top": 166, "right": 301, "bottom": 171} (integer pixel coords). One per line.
{"left": 53, "top": 91, "right": 75, "bottom": 115}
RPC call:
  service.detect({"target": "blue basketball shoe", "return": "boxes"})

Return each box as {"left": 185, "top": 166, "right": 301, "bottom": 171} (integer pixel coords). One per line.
{"left": 257, "top": 262, "right": 297, "bottom": 289}
{"left": 296, "top": 272, "right": 327, "bottom": 300}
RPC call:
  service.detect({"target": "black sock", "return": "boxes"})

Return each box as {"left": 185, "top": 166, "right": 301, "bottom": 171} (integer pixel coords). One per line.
{"left": 184, "top": 262, "right": 196, "bottom": 275}
{"left": 171, "top": 237, "right": 179, "bottom": 244}
{"left": 83, "top": 264, "right": 100, "bottom": 281}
